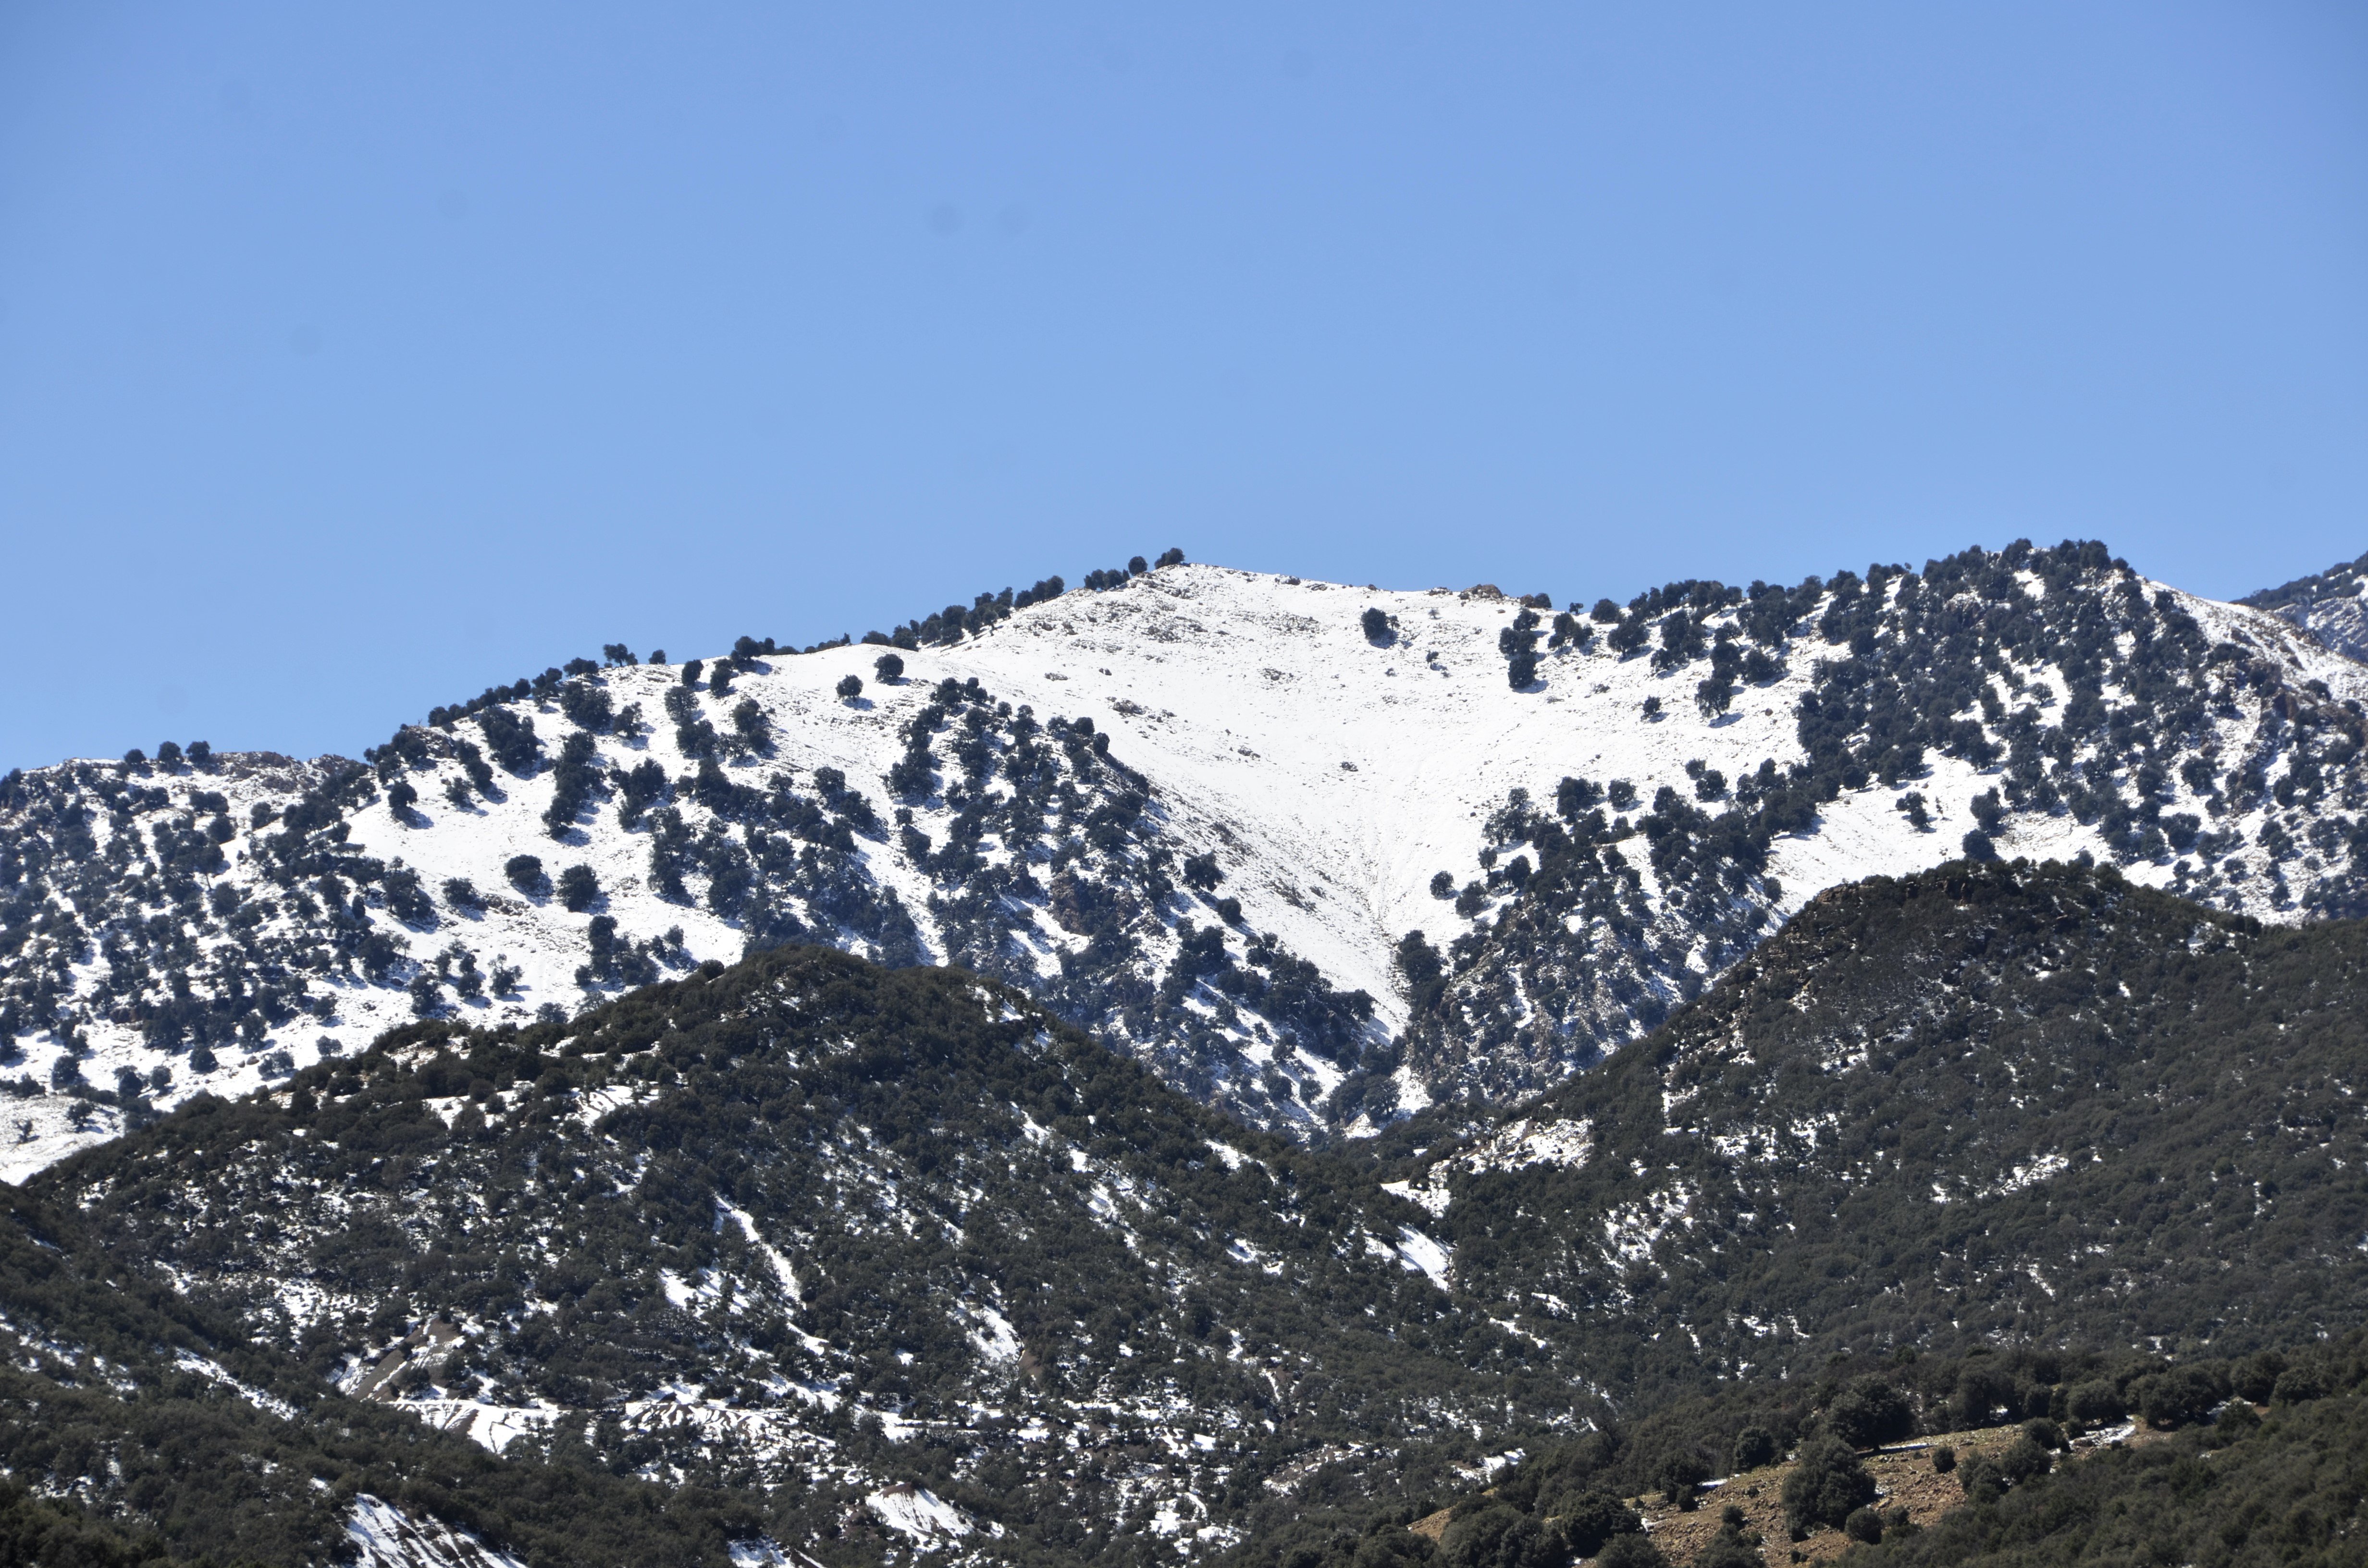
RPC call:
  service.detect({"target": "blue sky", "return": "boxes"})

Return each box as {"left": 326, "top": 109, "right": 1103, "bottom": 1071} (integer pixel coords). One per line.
{"left": 2, "top": 3, "right": 2362, "bottom": 769}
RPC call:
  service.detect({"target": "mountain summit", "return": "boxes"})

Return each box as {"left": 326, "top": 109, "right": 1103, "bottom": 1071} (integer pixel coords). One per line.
{"left": 5, "top": 541, "right": 2367, "bottom": 1176}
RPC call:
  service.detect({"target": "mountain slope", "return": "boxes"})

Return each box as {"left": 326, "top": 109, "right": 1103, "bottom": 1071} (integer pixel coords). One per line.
{"left": 11, "top": 858, "right": 2368, "bottom": 1565}
{"left": 1398, "top": 858, "right": 2368, "bottom": 1403}
{"left": 7, "top": 541, "right": 2368, "bottom": 1179}
{"left": 2243, "top": 547, "right": 2368, "bottom": 664}
{"left": 0, "top": 1179, "right": 770, "bottom": 1568}
{"left": 35, "top": 945, "right": 1568, "bottom": 1567}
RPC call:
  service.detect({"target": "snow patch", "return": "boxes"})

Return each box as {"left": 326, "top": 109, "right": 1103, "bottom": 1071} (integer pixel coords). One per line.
{"left": 345, "top": 1494, "right": 531, "bottom": 1568}
{"left": 866, "top": 1484, "right": 973, "bottom": 1543}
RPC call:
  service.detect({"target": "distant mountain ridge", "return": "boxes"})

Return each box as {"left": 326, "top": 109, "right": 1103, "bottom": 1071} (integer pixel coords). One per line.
{"left": 4, "top": 540, "right": 2368, "bottom": 1179}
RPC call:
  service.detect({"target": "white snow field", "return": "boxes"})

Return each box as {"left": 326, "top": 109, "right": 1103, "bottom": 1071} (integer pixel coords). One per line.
{"left": 5, "top": 560, "right": 2364, "bottom": 1180}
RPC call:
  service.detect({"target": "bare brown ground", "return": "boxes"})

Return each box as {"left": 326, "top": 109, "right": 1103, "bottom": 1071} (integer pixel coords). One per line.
{"left": 1406, "top": 1420, "right": 2171, "bottom": 1564}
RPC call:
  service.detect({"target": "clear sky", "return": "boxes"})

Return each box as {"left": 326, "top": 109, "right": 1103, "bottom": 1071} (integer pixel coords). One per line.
{"left": 2, "top": 3, "right": 2363, "bottom": 771}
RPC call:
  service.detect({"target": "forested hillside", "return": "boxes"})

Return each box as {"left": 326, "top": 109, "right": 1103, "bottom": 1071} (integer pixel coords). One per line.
{"left": 6, "top": 856, "right": 2367, "bottom": 1565}
{"left": 27, "top": 946, "right": 1564, "bottom": 1568}
{"left": 1233, "top": 1331, "right": 2368, "bottom": 1568}
{"left": 1392, "top": 858, "right": 2368, "bottom": 1404}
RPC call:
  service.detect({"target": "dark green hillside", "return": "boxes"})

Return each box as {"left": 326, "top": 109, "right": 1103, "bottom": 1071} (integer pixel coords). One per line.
{"left": 0, "top": 1179, "right": 765, "bottom": 1567}
{"left": 12, "top": 859, "right": 2368, "bottom": 1566}
{"left": 30, "top": 945, "right": 1566, "bottom": 1568}
{"left": 1239, "top": 1332, "right": 2368, "bottom": 1568}
{"left": 1412, "top": 858, "right": 2368, "bottom": 1404}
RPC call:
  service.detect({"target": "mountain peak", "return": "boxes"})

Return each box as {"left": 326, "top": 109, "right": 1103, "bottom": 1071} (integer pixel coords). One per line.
{"left": 5, "top": 542, "right": 2368, "bottom": 1182}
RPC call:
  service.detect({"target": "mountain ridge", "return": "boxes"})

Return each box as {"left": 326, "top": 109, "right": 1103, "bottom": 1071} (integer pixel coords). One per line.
{"left": 5, "top": 540, "right": 2367, "bottom": 1183}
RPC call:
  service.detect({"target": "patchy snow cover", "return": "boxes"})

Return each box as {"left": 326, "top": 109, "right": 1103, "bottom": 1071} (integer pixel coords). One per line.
{"left": 1392, "top": 1226, "right": 1454, "bottom": 1291}
{"left": 866, "top": 1483, "right": 974, "bottom": 1542}
{"left": 1383, "top": 1116, "right": 1593, "bottom": 1215}
{"left": 345, "top": 1493, "right": 531, "bottom": 1568}
{"left": 8, "top": 559, "right": 2367, "bottom": 1180}
{"left": 171, "top": 1350, "right": 300, "bottom": 1420}
{"left": 407, "top": 1397, "right": 567, "bottom": 1456}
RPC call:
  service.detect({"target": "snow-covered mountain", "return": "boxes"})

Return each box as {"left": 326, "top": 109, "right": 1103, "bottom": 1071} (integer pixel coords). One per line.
{"left": 5, "top": 540, "right": 2366, "bottom": 1178}
{"left": 2243, "top": 548, "right": 2368, "bottom": 665}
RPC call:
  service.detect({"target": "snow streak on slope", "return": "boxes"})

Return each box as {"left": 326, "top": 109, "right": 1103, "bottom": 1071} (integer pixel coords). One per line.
{"left": 2243, "top": 547, "right": 2368, "bottom": 665}
{"left": 6, "top": 551, "right": 2368, "bottom": 1177}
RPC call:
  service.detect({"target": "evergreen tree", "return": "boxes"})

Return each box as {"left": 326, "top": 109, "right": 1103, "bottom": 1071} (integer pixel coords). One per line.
{"left": 558, "top": 865, "right": 600, "bottom": 912}
{"left": 1783, "top": 1436, "right": 1876, "bottom": 1533}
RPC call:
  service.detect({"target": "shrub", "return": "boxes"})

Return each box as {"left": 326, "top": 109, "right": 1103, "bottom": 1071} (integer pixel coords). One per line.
{"left": 837, "top": 674, "right": 863, "bottom": 701}
{"left": 2065, "top": 1383, "right": 2121, "bottom": 1431}
{"left": 441, "top": 877, "right": 482, "bottom": 912}
{"left": 543, "top": 732, "right": 601, "bottom": 837}
{"left": 1183, "top": 853, "right": 1223, "bottom": 891}
{"left": 2137, "top": 1364, "right": 2229, "bottom": 1429}
{"left": 1995, "top": 1435, "right": 2052, "bottom": 1484}
{"left": 1362, "top": 607, "right": 1390, "bottom": 642}
{"left": 1825, "top": 1377, "right": 1914, "bottom": 1449}
{"left": 1655, "top": 1449, "right": 1709, "bottom": 1507}
{"left": 1783, "top": 1435, "right": 1876, "bottom": 1533}
{"left": 1555, "top": 1493, "right": 1640, "bottom": 1559}
{"left": 875, "top": 653, "right": 905, "bottom": 683}
{"left": 1931, "top": 1445, "right": 1956, "bottom": 1473}
{"left": 1592, "top": 1533, "right": 1666, "bottom": 1568}
{"left": 559, "top": 680, "right": 613, "bottom": 732}
{"left": 1431, "top": 870, "right": 1455, "bottom": 898}
{"left": 1155, "top": 547, "right": 1184, "bottom": 568}
{"left": 383, "top": 866, "right": 435, "bottom": 925}
{"left": 1441, "top": 1504, "right": 1556, "bottom": 1568}
{"left": 478, "top": 708, "right": 542, "bottom": 774}
{"left": 558, "top": 865, "right": 600, "bottom": 913}
{"left": 1730, "top": 1425, "right": 1778, "bottom": 1470}
{"left": 505, "top": 855, "right": 546, "bottom": 894}
{"left": 1693, "top": 1523, "right": 1763, "bottom": 1568}
{"left": 2271, "top": 1362, "right": 2333, "bottom": 1405}
{"left": 731, "top": 698, "right": 771, "bottom": 749}
{"left": 1844, "top": 1507, "right": 1884, "bottom": 1545}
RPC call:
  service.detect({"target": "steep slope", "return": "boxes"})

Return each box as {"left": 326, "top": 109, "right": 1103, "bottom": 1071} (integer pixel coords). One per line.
{"left": 2242, "top": 547, "right": 2368, "bottom": 665}
{"left": 37, "top": 946, "right": 1569, "bottom": 1567}
{"left": 1397, "top": 859, "right": 2368, "bottom": 1405}
{"left": 0, "top": 1181, "right": 770, "bottom": 1567}
{"left": 11, "top": 859, "right": 2368, "bottom": 1566}
{"left": 7, "top": 541, "right": 2368, "bottom": 1179}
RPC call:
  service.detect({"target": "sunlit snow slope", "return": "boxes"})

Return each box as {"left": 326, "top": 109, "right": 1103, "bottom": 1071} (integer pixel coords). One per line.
{"left": 5, "top": 549, "right": 2366, "bottom": 1177}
